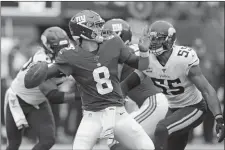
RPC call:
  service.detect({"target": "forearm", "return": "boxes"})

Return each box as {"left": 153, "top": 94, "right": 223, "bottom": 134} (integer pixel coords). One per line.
{"left": 121, "top": 70, "right": 143, "bottom": 96}
{"left": 46, "top": 89, "right": 75, "bottom": 104}
{"left": 138, "top": 57, "right": 149, "bottom": 71}
{"left": 203, "top": 85, "right": 223, "bottom": 117}
{"left": 124, "top": 55, "right": 149, "bottom": 71}
{"left": 124, "top": 55, "right": 138, "bottom": 69}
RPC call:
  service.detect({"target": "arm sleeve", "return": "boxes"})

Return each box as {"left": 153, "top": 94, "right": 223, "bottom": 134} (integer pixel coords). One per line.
{"left": 46, "top": 89, "right": 65, "bottom": 104}
{"left": 117, "top": 36, "right": 134, "bottom": 64}
{"left": 39, "top": 78, "right": 76, "bottom": 104}
{"left": 46, "top": 90, "right": 76, "bottom": 104}
{"left": 121, "top": 71, "right": 141, "bottom": 96}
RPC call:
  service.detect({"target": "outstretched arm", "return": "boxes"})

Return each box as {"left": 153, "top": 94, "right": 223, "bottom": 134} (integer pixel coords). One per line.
{"left": 118, "top": 36, "right": 150, "bottom": 71}
{"left": 39, "top": 79, "right": 75, "bottom": 104}
{"left": 188, "top": 65, "right": 224, "bottom": 142}
{"left": 25, "top": 62, "right": 72, "bottom": 88}
{"left": 123, "top": 53, "right": 149, "bottom": 71}
{"left": 24, "top": 61, "right": 60, "bottom": 89}
{"left": 46, "top": 63, "right": 73, "bottom": 80}
{"left": 188, "top": 65, "right": 222, "bottom": 117}
{"left": 121, "top": 69, "right": 145, "bottom": 96}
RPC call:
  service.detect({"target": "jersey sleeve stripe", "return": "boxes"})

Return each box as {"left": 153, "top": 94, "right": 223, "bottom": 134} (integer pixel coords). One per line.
{"left": 134, "top": 96, "right": 153, "bottom": 121}
{"left": 188, "top": 59, "right": 198, "bottom": 67}
{"left": 135, "top": 95, "right": 157, "bottom": 124}
{"left": 137, "top": 95, "right": 157, "bottom": 124}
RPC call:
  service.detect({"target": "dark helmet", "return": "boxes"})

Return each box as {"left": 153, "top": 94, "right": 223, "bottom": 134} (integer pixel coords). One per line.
{"left": 41, "top": 26, "right": 70, "bottom": 59}
{"left": 69, "top": 10, "right": 105, "bottom": 43}
{"left": 143, "top": 20, "right": 176, "bottom": 55}
{"left": 102, "top": 18, "right": 132, "bottom": 44}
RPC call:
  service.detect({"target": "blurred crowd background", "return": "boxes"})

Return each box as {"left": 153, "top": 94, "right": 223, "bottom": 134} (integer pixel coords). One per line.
{"left": 1, "top": 1, "right": 224, "bottom": 146}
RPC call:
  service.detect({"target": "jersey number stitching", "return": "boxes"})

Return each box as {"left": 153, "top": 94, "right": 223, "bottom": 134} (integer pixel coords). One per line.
{"left": 177, "top": 46, "right": 192, "bottom": 57}
{"left": 151, "top": 78, "right": 184, "bottom": 95}
{"left": 93, "top": 66, "right": 113, "bottom": 95}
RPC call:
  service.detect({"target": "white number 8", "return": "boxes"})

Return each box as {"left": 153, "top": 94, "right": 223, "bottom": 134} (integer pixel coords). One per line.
{"left": 93, "top": 66, "right": 113, "bottom": 95}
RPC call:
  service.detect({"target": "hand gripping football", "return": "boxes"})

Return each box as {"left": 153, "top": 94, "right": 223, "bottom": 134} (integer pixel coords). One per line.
{"left": 24, "top": 61, "right": 48, "bottom": 89}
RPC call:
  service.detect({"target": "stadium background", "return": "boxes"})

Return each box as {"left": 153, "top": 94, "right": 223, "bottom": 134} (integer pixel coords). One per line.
{"left": 1, "top": 1, "right": 224, "bottom": 149}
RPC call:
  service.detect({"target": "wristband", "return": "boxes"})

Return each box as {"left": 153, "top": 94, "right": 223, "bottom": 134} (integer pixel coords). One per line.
{"left": 215, "top": 114, "right": 224, "bottom": 123}
{"left": 140, "top": 51, "right": 149, "bottom": 58}
{"left": 215, "top": 114, "right": 223, "bottom": 119}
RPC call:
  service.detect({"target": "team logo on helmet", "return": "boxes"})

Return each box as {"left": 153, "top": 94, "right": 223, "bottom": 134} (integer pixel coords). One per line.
{"left": 69, "top": 10, "right": 105, "bottom": 43}
{"left": 145, "top": 20, "right": 176, "bottom": 56}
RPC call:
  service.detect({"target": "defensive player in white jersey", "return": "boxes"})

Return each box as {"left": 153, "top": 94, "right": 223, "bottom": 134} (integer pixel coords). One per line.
{"left": 4, "top": 27, "right": 76, "bottom": 150}
{"left": 100, "top": 19, "right": 168, "bottom": 150}
{"left": 122, "top": 20, "right": 225, "bottom": 150}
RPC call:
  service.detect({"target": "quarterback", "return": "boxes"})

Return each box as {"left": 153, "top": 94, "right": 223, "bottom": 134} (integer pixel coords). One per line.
{"left": 4, "top": 27, "right": 75, "bottom": 150}
{"left": 25, "top": 10, "right": 154, "bottom": 150}
{"left": 122, "top": 20, "right": 224, "bottom": 150}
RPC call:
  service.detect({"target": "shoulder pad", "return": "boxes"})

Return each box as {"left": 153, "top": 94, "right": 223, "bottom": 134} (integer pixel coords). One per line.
{"left": 59, "top": 44, "right": 76, "bottom": 55}
{"left": 177, "top": 46, "right": 199, "bottom": 64}
{"left": 33, "top": 47, "right": 51, "bottom": 63}
{"left": 175, "top": 46, "right": 200, "bottom": 75}
{"left": 186, "top": 48, "right": 199, "bottom": 67}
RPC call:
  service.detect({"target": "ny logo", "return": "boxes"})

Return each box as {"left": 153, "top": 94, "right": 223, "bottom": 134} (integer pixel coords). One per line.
{"left": 75, "top": 15, "right": 86, "bottom": 23}
{"left": 112, "top": 24, "right": 122, "bottom": 32}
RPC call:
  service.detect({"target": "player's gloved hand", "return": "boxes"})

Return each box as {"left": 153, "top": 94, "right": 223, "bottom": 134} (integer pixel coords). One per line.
{"left": 215, "top": 114, "right": 224, "bottom": 143}
{"left": 138, "top": 35, "right": 150, "bottom": 58}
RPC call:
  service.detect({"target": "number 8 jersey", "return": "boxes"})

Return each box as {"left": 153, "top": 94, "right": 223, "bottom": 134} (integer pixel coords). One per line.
{"left": 55, "top": 36, "right": 134, "bottom": 111}
{"left": 143, "top": 45, "right": 202, "bottom": 108}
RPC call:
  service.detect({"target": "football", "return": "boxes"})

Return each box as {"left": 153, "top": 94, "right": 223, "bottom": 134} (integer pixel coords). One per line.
{"left": 24, "top": 61, "right": 48, "bottom": 89}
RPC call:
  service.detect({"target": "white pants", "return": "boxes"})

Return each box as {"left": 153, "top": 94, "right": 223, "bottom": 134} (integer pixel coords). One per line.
{"left": 73, "top": 106, "right": 155, "bottom": 150}
{"left": 130, "top": 93, "right": 168, "bottom": 139}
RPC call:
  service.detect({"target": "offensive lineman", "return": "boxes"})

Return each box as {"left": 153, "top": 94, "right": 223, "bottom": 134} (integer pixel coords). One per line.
{"left": 121, "top": 20, "right": 225, "bottom": 150}
{"left": 25, "top": 10, "right": 154, "bottom": 150}
{"left": 101, "top": 19, "right": 169, "bottom": 142}
{"left": 4, "top": 27, "right": 75, "bottom": 150}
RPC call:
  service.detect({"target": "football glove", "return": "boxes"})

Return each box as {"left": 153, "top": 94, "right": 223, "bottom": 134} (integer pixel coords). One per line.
{"left": 138, "top": 35, "right": 150, "bottom": 58}
{"left": 215, "top": 114, "right": 224, "bottom": 143}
